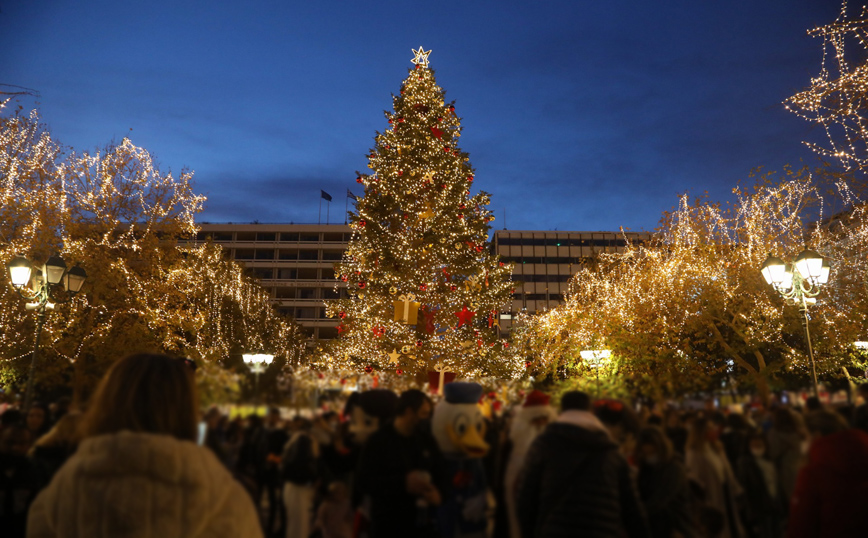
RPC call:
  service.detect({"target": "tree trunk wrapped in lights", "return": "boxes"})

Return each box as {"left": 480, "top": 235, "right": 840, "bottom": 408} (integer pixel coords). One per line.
{"left": 325, "top": 48, "right": 516, "bottom": 378}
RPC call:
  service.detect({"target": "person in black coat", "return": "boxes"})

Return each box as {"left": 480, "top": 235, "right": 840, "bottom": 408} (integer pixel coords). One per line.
{"left": 735, "top": 430, "right": 785, "bottom": 538}
{"left": 516, "top": 391, "right": 650, "bottom": 538}
{"left": 635, "top": 426, "right": 695, "bottom": 538}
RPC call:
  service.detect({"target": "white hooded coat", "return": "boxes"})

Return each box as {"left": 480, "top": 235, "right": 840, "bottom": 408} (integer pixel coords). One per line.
{"left": 26, "top": 430, "right": 263, "bottom": 538}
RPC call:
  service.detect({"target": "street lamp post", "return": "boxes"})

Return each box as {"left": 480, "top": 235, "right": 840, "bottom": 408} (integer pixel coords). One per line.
{"left": 242, "top": 352, "right": 274, "bottom": 409}
{"left": 761, "top": 250, "right": 831, "bottom": 397}
{"left": 6, "top": 254, "right": 87, "bottom": 412}
{"left": 580, "top": 349, "right": 612, "bottom": 400}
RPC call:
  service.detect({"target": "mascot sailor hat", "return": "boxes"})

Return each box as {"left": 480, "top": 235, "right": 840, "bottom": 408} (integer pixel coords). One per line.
{"left": 432, "top": 382, "right": 489, "bottom": 458}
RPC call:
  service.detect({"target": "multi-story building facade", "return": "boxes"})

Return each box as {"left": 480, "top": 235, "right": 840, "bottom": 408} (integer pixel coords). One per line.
{"left": 191, "top": 224, "right": 652, "bottom": 339}
{"left": 192, "top": 224, "right": 352, "bottom": 340}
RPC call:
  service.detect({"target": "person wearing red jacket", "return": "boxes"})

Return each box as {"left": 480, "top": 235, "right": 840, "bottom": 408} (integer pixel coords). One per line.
{"left": 786, "top": 409, "right": 868, "bottom": 538}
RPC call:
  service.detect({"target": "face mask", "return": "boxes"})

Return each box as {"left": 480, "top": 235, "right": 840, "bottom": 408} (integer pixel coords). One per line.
{"left": 750, "top": 447, "right": 765, "bottom": 458}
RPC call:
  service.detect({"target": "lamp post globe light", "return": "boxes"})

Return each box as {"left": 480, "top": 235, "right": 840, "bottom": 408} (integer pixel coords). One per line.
{"left": 761, "top": 249, "right": 831, "bottom": 397}
{"left": 580, "top": 349, "right": 612, "bottom": 399}
{"left": 6, "top": 254, "right": 87, "bottom": 412}
{"left": 242, "top": 352, "right": 274, "bottom": 406}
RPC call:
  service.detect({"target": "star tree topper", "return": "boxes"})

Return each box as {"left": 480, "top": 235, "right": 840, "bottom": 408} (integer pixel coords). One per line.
{"left": 411, "top": 46, "right": 432, "bottom": 68}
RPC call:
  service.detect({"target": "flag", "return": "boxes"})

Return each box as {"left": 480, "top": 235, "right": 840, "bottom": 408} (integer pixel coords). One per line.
{"left": 320, "top": 190, "right": 332, "bottom": 202}
{"left": 347, "top": 189, "right": 358, "bottom": 200}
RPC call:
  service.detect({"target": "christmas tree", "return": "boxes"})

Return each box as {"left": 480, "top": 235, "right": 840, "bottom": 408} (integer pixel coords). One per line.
{"left": 326, "top": 47, "right": 516, "bottom": 379}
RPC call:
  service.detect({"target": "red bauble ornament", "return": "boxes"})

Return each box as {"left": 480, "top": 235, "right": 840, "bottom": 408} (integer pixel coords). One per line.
{"left": 340, "top": 275, "right": 348, "bottom": 282}
{"left": 430, "top": 126, "right": 443, "bottom": 139}
{"left": 499, "top": 262, "right": 505, "bottom": 267}
{"left": 458, "top": 214, "right": 464, "bottom": 219}
{"left": 358, "top": 282, "right": 366, "bottom": 288}
{"left": 317, "top": 373, "right": 324, "bottom": 379}
{"left": 451, "top": 285, "right": 457, "bottom": 291}
{"left": 364, "top": 365, "right": 374, "bottom": 374}
{"left": 525, "top": 361, "right": 532, "bottom": 368}
{"left": 419, "top": 283, "right": 428, "bottom": 291}
{"left": 441, "top": 184, "right": 447, "bottom": 189}
{"left": 398, "top": 117, "right": 405, "bottom": 122}
{"left": 468, "top": 175, "right": 474, "bottom": 182}
{"left": 339, "top": 311, "right": 346, "bottom": 319}
{"left": 476, "top": 245, "right": 483, "bottom": 252}
{"left": 416, "top": 341, "right": 423, "bottom": 347}
{"left": 396, "top": 369, "right": 403, "bottom": 375}
{"left": 459, "top": 204, "right": 466, "bottom": 209}
{"left": 444, "top": 146, "right": 450, "bottom": 152}
{"left": 438, "top": 117, "right": 443, "bottom": 122}
{"left": 359, "top": 220, "right": 366, "bottom": 227}
{"left": 369, "top": 152, "right": 375, "bottom": 158}
{"left": 449, "top": 105, "right": 456, "bottom": 113}
{"left": 388, "top": 119, "right": 393, "bottom": 124}
{"left": 356, "top": 177, "right": 363, "bottom": 183}
{"left": 504, "top": 342, "right": 510, "bottom": 348}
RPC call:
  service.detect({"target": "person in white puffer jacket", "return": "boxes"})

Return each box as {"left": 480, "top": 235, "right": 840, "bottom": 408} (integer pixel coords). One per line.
{"left": 26, "top": 353, "right": 263, "bottom": 538}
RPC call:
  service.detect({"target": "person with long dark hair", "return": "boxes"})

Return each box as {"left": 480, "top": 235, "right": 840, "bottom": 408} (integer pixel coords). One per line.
{"left": 26, "top": 353, "right": 262, "bottom": 537}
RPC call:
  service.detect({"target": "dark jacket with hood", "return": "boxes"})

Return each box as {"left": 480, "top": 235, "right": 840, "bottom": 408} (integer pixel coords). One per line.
{"left": 516, "top": 410, "right": 651, "bottom": 538}
{"left": 786, "top": 428, "right": 868, "bottom": 538}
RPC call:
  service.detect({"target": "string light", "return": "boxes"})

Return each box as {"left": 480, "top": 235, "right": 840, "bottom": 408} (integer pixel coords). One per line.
{"left": 786, "top": 1, "right": 868, "bottom": 171}
{"left": 515, "top": 168, "right": 868, "bottom": 400}
{"left": 0, "top": 111, "right": 305, "bottom": 401}
{"left": 323, "top": 48, "right": 522, "bottom": 378}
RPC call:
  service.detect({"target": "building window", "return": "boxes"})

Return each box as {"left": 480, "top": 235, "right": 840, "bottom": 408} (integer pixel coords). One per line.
{"left": 318, "top": 326, "right": 338, "bottom": 340}
{"left": 236, "top": 232, "right": 256, "bottom": 241}
{"left": 280, "top": 232, "right": 299, "bottom": 242}
{"left": 298, "top": 288, "right": 319, "bottom": 300}
{"left": 298, "top": 250, "right": 319, "bottom": 261}
{"left": 275, "top": 287, "right": 296, "bottom": 298}
{"left": 277, "top": 268, "right": 298, "bottom": 280}
{"left": 300, "top": 233, "right": 320, "bottom": 242}
{"left": 256, "top": 232, "right": 277, "bottom": 241}
{"left": 249, "top": 268, "right": 274, "bottom": 280}
{"left": 254, "top": 249, "right": 275, "bottom": 260}
{"left": 296, "top": 306, "right": 319, "bottom": 319}
{"left": 234, "top": 249, "right": 255, "bottom": 260}
{"left": 321, "top": 250, "right": 343, "bottom": 261}
{"left": 297, "top": 268, "right": 319, "bottom": 280}
{"left": 322, "top": 232, "right": 343, "bottom": 242}
{"left": 279, "top": 249, "right": 298, "bottom": 260}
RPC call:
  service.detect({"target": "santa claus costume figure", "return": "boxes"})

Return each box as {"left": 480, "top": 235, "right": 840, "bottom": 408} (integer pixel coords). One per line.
{"left": 504, "top": 390, "right": 555, "bottom": 538}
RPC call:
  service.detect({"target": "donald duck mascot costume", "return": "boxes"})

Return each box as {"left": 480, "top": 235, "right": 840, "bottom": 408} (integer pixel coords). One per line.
{"left": 432, "top": 382, "right": 490, "bottom": 538}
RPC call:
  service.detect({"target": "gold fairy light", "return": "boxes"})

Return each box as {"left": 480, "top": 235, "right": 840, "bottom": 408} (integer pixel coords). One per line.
{"left": 325, "top": 57, "right": 519, "bottom": 378}
{"left": 786, "top": 1, "right": 868, "bottom": 172}
{"left": 0, "top": 111, "right": 306, "bottom": 399}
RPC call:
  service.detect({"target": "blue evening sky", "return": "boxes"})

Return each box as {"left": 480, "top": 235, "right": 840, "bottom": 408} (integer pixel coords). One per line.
{"left": 0, "top": 1, "right": 842, "bottom": 232}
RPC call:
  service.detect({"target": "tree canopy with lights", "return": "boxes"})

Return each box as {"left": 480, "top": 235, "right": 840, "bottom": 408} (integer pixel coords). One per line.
{"left": 325, "top": 48, "right": 516, "bottom": 379}
{"left": 517, "top": 167, "right": 868, "bottom": 403}
{"left": 786, "top": 1, "right": 868, "bottom": 172}
{"left": 0, "top": 109, "right": 304, "bottom": 403}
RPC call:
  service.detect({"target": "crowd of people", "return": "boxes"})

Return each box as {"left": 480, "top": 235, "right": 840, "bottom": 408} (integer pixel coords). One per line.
{"left": 2, "top": 352, "right": 868, "bottom": 538}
